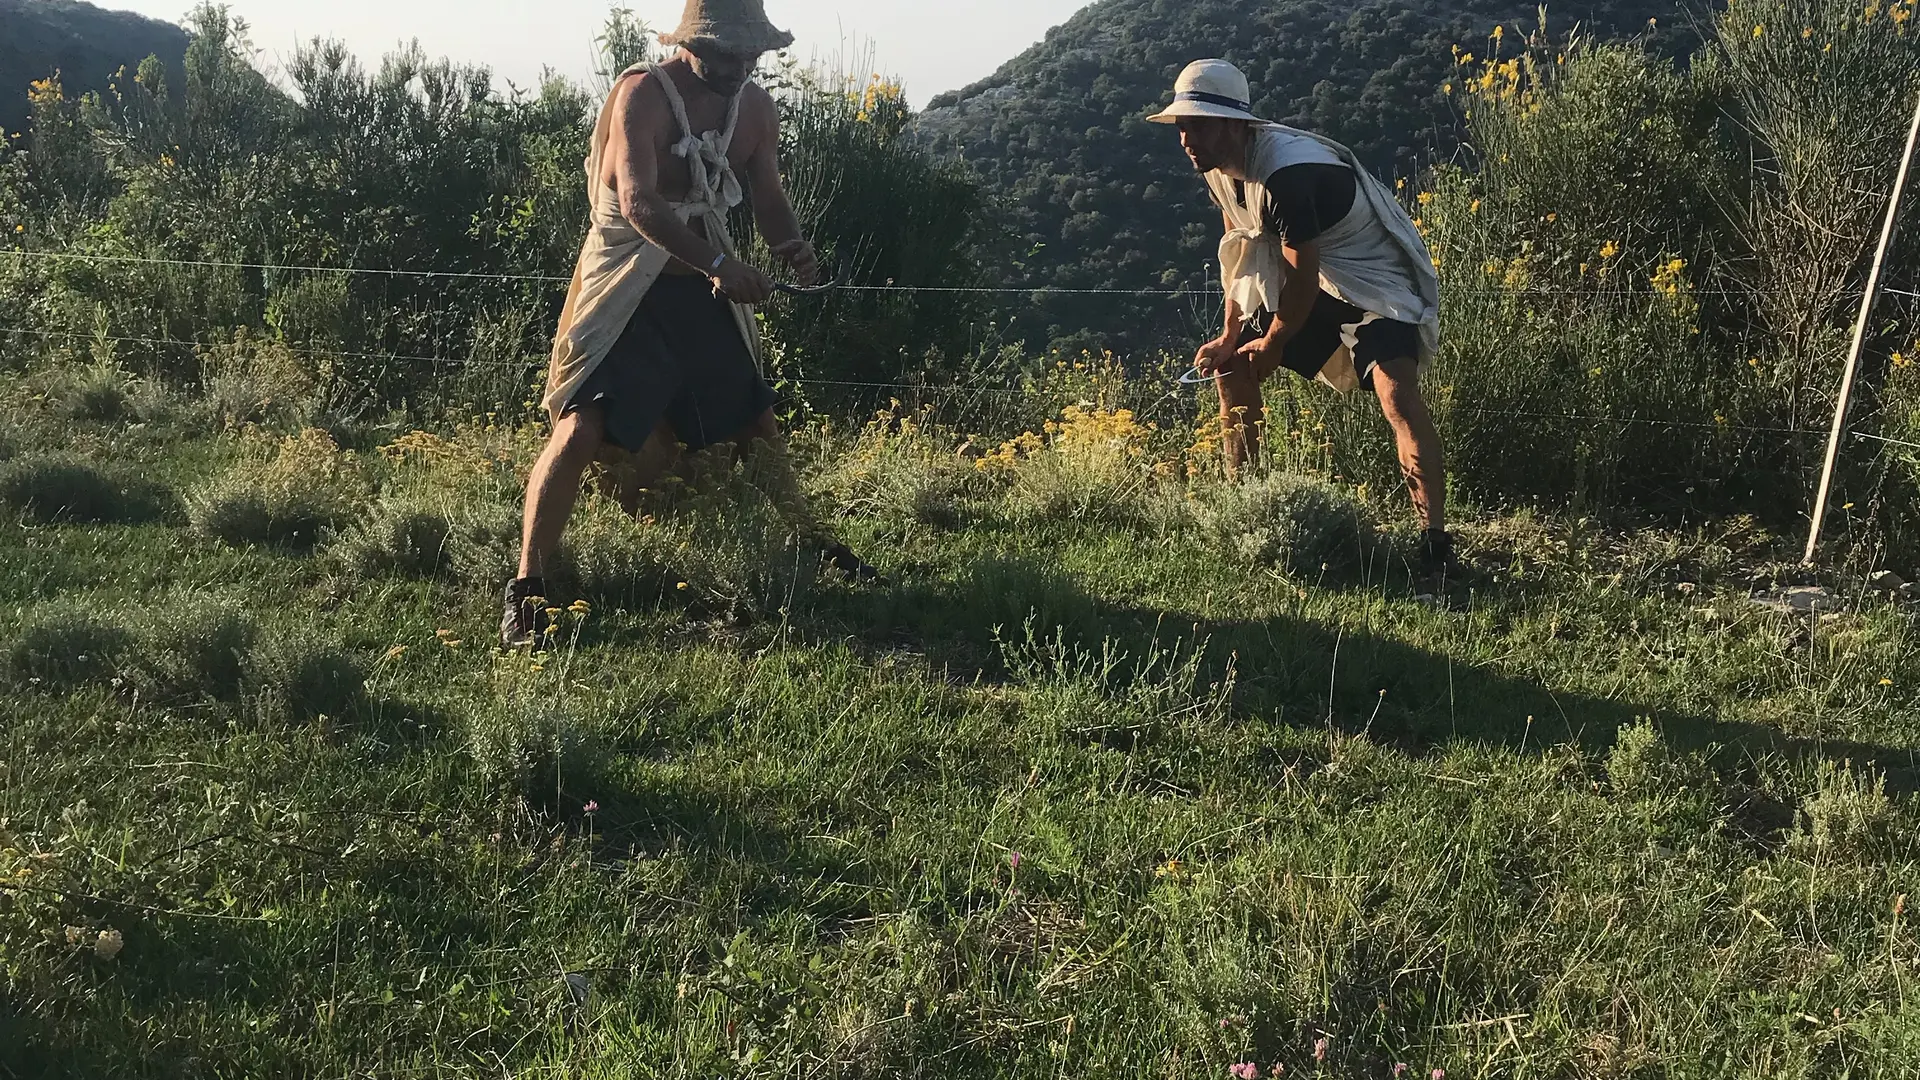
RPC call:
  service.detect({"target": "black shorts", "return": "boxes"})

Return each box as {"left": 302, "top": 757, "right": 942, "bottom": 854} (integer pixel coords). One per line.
{"left": 564, "top": 275, "right": 778, "bottom": 453}
{"left": 1239, "top": 290, "right": 1421, "bottom": 390}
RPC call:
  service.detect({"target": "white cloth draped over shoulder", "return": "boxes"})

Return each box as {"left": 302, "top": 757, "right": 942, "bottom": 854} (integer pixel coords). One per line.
{"left": 1206, "top": 123, "right": 1440, "bottom": 392}
{"left": 543, "top": 63, "right": 763, "bottom": 421}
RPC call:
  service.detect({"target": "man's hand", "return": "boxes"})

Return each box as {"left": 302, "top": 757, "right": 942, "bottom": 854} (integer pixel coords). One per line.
{"left": 770, "top": 239, "right": 821, "bottom": 286}
{"left": 712, "top": 257, "right": 776, "bottom": 305}
{"left": 1195, "top": 333, "right": 1239, "bottom": 376}
{"left": 1235, "top": 330, "right": 1288, "bottom": 381}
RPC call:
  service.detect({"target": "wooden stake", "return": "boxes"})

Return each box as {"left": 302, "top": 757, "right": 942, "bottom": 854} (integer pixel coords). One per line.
{"left": 1805, "top": 89, "right": 1920, "bottom": 565}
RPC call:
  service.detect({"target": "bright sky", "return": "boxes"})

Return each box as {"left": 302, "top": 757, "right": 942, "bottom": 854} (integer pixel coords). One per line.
{"left": 105, "top": 1, "right": 1090, "bottom": 107}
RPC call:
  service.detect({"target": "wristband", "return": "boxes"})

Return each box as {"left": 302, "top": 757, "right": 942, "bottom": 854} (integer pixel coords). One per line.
{"left": 709, "top": 252, "right": 727, "bottom": 273}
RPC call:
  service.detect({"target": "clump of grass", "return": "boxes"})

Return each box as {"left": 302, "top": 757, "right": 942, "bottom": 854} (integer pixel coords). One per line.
{"left": 557, "top": 462, "right": 809, "bottom": 618}
{"left": 7, "top": 610, "right": 135, "bottom": 691}
{"left": 247, "top": 629, "right": 367, "bottom": 723}
{"left": 981, "top": 405, "right": 1162, "bottom": 528}
{"left": 188, "top": 428, "right": 369, "bottom": 549}
{"left": 127, "top": 590, "right": 259, "bottom": 704}
{"left": 813, "top": 408, "right": 985, "bottom": 530}
{"left": 197, "top": 331, "right": 323, "bottom": 431}
{"left": 465, "top": 679, "right": 602, "bottom": 805}
{"left": 328, "top": 494, "right": 455, "bottom": 580}
{"left": 0, "top": 455, "right": 167, "bottom": 525}
{"left": 1789, "top": 759, "right": 1894, "bottom": 860}
{"left": 59, "top": 360, "right": 135, "bottom": 423}
{"left": 1193, "top": 471, "right": 1378, "bottom": 578}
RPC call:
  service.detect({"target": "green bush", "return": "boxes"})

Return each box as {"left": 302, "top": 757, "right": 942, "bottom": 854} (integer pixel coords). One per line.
{"left": 60, "top": 361, "right": 133, "bottom": 423}
{"left": 465, "top": 684, "right": 601, "bottom": 804}
{"left": 1193, "top": 471, "right": 1378, "bottom": 578}
{"left": 0, "top": 455, "right": 165, "bottom": 525}
{"left": 247, "top": 630, "right": 366, "bottom": 723}
{"left": 812, "top": 409, "right": 985, "bottom": 531}
{"left": 1789, "top": 759, "right": 1895, "bottom": 860}
{"left": 7, "top": 610, "right": 134, "bottom": 691}
{"left": 328, "top": 495, "right": 455, "bottom": 579}
{"left": 188, "top": 429, "right": 368, "bottom": 549}
{"left": 128, "top": 590, "right": 258, "bottom": 704}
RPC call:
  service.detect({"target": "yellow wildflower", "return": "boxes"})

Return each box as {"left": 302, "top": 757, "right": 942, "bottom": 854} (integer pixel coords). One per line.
{"left": 1753, "top": 23, "right": 1765, "bottom": 37}
{"left": 1470, "top": 198, "right": 1482, "bottom": 214}
{"left": 1599, "top": 240, "right": 1620, "bottom": 259}
{"left": 1417, "top": 191, "right": 1435, "bottom": 205}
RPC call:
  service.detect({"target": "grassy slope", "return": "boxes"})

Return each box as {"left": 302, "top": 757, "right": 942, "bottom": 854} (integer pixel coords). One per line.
{"left": 3, "top": 374, "right": 1920, "bottom": 1079}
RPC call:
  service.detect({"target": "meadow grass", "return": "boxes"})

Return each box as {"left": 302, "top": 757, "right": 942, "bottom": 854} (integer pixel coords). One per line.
{"left": 3, "top": 368, "right": 1920, "bottom": 1080}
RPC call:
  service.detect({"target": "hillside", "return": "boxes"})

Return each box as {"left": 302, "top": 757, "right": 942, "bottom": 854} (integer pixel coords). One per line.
{"left": 0, "top": 0, "right": 189, "bottom": 136}
{"left": 914, "top": 0, "right": 1696, "bottom": 348}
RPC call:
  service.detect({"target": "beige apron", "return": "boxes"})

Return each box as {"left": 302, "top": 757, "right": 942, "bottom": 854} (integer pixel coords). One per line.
{"left": 543, "top": 63, "right": 764, "bottom": 422}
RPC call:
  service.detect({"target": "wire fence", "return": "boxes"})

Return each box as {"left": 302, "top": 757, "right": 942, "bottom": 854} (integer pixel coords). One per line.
{"left": 5, "top": 246, "right": 1919, "bottom": 461}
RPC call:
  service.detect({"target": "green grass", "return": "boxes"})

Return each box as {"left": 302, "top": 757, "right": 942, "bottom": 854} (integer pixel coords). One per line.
{"left": 4, "top": 379, "right": 1920, "bottom": 1079}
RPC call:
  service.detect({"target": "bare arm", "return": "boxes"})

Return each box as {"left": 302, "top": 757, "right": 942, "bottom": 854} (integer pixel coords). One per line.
{"left": 608, "top": 75, "right": 729, "bottom": 274}
{"left": 741, "top": 88, "right": 819, "bottom": 284}
{"left": 1266, "top": 240, "right": 1320, "bottom": 345}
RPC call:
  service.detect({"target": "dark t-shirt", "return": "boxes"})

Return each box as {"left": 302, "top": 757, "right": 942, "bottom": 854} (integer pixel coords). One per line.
{"left": 1227, "top": 163, "right": 1357, "bottom": 246}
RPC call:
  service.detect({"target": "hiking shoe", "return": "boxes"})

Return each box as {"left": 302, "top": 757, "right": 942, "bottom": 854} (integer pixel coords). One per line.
{"left": 821, "top": 543, "right": 886, "bottom": 585}
{"left": 1418, "top": 529, "right": 1458, "bottom": 575}
{"left": 500, "top": 577, "right": 548, "bottom": 649}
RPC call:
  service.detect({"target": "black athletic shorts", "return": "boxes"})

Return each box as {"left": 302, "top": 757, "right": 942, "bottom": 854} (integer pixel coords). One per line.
{"left": 564, "top": 275, "right": 778, "bottom": 453}
{"left": 1238, "top": 290, "right": 1422, "bottom": 391}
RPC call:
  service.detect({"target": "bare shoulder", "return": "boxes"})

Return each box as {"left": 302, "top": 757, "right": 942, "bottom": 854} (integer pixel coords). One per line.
{"left": 741, "top": 82, "right": 780, "bottom": 138}
{"left": 613, "top": 69, "right": 670, "bottom": 132}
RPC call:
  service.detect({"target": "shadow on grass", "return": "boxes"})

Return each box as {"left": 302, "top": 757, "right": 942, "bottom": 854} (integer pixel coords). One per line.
{"left": 815, "top": 550, "right": 1920, "bottom": 793}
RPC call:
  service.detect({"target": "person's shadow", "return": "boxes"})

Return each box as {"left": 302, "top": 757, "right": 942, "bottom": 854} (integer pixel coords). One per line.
{"left": 816, "top": 549, "right": 1920, "bottom": 793}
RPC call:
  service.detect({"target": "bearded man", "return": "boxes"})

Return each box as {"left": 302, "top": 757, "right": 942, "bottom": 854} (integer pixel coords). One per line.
{"left": 1150, "top": 59, "right": 1456, "bottom": 572}
{"left": 504, "top": 0, "right": 877, "bottom": 647}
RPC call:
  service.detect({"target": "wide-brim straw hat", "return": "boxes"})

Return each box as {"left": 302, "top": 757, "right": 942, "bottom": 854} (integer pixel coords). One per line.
{"left": 658, "top": 0, "right": 795, "bottom": 55}
{"left": 1147, "top": 59, "right": 1265, "bottom": 123}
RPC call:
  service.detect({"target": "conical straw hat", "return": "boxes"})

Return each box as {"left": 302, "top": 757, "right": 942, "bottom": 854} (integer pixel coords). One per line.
{"left": 658, "top": 0, "right": 795, "bottom": 55}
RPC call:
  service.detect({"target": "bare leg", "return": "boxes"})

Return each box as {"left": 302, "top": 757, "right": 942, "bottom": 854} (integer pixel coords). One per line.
{"left": 517, "top": 407, "right": 609, "bottom": 582}
{"left": 1216, "top": 361, "right": 1265, "bottom": 480}
{"left": 1370, "top": 357, "right": 1447, "bottom": 533}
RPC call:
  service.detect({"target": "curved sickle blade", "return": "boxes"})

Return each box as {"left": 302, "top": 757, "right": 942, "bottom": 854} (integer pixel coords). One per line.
{"left": 776, "top": 279, "right": 839, "bottom": 297}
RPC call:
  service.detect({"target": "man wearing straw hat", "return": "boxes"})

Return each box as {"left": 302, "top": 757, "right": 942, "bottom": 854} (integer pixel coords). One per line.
{"left": 503, "top": 0, "right": 879, "bottom": 647}
{"left": 1150, "top": 60, "right": 1456, "bottom": 572}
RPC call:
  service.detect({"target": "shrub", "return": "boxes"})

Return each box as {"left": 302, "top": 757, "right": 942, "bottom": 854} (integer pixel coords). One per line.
{"left": 59, "top": 360, "right": 133, "bottom": 423}
{"left": 128, "top": 590, "right": 258, "bottom": 704}
{"left": 188, "top": 429, "right": 368, "bottom": 549}
{"left": 552, "top": 497, "right": 689, "bottom": 610}
{"left": 246, "top": 629, "right": 367, "bottom": 723}
{"left": 1193, "top": 471, "right": 1378, "bottom": 579}
{"left": 1606, "top": 719, "right": 1682, "bottom": 798}
{"left": 0, "top": 455, "right": 165, "bottom": 525}
{"left": 197, "top": 332, "right": 324, "bottom": 431}
{"left": 465, "top": 681, "right": 601, "bottom": 804}
{"left": 981, "top": 405, "right": 1164, "bottom": 528}
{"left": 7, "top": 610, "right": 134, "bottom": 691}
{"left": 812, "top": 408, "right": 984, "bottom": 530}
{"left": 1789, "top": 759, "right": 1895, "bottom": 860}
{"left": 328, "top": 494, "right": 455, "bottom": 579}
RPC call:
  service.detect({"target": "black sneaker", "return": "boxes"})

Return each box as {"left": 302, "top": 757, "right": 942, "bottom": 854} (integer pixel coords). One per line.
{"left": 821, "top": 543, "right": 886, "bottom": 585}
{"left": 1418, "top": 529, "right": 1458, "bottom": 575}
{"left": 500, "top": 577, "right": 548, "bottom": 649}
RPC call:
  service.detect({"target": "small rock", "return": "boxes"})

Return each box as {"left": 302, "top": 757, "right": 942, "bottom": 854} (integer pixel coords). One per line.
{"left": 1753, "top": 586, "right": 1841, "bottom": 615}
{"left": 1868, "top": 570, "right": 1907, "bottom": 593}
